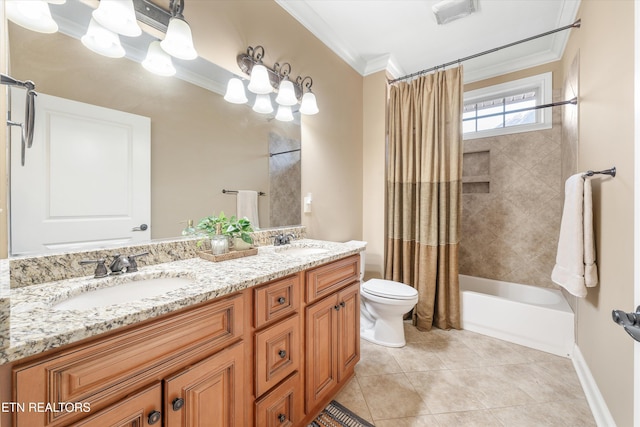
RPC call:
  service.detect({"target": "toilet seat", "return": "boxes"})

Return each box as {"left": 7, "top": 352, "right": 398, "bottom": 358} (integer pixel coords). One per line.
{"left": 362, "top": 279, "right": 418, "bottom": 300}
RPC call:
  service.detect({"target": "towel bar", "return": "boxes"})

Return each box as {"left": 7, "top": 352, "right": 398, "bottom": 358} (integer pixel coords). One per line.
{"left": 582, "top": 166, "right": 616, "bottom": 178}
{"left": 222, "top": 189, "right": 267, "bottom": 196}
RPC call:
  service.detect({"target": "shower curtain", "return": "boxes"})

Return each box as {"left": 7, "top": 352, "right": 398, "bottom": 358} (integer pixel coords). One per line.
{"left": 385, "top": 67, "right": 463, "bottom": 331}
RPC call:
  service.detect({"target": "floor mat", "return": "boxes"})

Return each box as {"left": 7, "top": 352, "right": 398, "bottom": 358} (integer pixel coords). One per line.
{"left": 309, "top": 400, "right": 375, "bottom": 427}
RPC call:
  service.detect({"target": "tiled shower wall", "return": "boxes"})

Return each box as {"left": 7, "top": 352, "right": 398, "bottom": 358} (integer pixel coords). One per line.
{"left": 459, "top": 89, "right": 564, "bottom": 289}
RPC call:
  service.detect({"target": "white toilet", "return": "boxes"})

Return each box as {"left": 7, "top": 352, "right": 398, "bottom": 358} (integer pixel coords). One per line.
{"left": 357, "top": 251, "right": 419, "bottom": 348}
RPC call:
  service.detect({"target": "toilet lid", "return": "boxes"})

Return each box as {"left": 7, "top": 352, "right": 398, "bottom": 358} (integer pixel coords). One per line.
{"left": 362, "top": 279, "right": 418, "bottom": 300}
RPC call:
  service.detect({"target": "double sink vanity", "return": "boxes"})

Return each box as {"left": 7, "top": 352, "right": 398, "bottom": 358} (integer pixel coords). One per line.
{"left": 0, "top": 232, "right": 365, "bottom": 426}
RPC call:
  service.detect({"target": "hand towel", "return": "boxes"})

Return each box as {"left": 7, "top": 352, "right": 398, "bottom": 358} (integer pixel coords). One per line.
{"left": 551, "top": 174, "right": 598, "bottom": 297}
{"left": 236, "top": 190, "right": 260, "bottom": 229}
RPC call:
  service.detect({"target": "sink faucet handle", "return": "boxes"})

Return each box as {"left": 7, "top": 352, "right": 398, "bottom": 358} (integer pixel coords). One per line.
{"left": 274, "top": 234, "right": 285, "bottom": 246}
{"left": 79, "top": 258, "right": 108, "bottom": 278}
{"left": 127, "top": 252, "right": 149, "bottom": 273}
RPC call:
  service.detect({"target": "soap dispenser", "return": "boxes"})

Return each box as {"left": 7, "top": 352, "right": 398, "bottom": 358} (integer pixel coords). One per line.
{"left": 181, "top": 219, "right": 196, "bottom": 236}
{"left": 210, "top": 223, "right": 229, "bottom": 255}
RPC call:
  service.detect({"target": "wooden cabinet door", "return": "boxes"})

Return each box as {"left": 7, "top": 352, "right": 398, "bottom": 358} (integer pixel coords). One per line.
{"left": 337, "top": 282, "right": 360, "bottom": 381}
{"left": 165, "top": 342, "right": 245, "bottom": 427}
{"left": 68, "top": 383, "right": 162, "bottom": 427}
{"left": 305, "top": 293, "right": 339, "bottom": 412}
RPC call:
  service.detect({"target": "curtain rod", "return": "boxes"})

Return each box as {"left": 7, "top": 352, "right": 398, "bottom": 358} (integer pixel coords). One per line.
{"left": 389, "top": 19, "right": 581, "bottom": 84}
{"left": 463, "top": 97, "right": 577, "bottom": 122}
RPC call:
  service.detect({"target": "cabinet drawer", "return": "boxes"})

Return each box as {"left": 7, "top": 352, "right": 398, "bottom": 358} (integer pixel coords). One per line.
{"left": 14, "top": 293, "right": 244, "bottom": 427}
{"left": 255, "top": 315, "right": 300, "bottom": 397}
{"left": 255, "top": 372, "right": 303, "bottom": 427}
{"left": 306, "top": 255, "right": 359, "bottom": 303}
{"left": 254, "top": 274, "right": 300, "bottom": 328}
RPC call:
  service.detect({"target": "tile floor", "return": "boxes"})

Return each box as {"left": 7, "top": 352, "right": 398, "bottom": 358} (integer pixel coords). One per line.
{"left": 335, "top": 323, "right": 597, "bottom": 426}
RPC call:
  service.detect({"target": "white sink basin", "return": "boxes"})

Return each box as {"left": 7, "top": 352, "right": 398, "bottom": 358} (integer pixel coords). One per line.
{"left": 53, "top": 277, "right": 193, "bottom": 311}
{"left": 275, "top": 246, "right": 330, "bottom": 256}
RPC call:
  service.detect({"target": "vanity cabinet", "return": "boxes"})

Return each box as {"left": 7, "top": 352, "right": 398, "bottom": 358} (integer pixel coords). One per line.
{"left": 252, "top": 274, "right": 304, "bottom": 427}
{"left": 304, "top": 255, "right": 360, "bottom": 416}
{"left": 13, "top": 293, "right": 245, "bottom": 427}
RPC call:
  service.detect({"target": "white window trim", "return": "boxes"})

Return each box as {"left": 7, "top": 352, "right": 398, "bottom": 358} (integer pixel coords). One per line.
{"left": 463, "top": 72, "right": 553, "bottom": 140}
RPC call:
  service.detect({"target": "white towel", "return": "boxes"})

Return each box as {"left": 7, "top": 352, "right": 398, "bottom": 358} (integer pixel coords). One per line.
{"left": 236, "top": 190, "right": 260, "bottom": 229}
{"left": 551, "top": 174, "right": 598, "bottom": 297}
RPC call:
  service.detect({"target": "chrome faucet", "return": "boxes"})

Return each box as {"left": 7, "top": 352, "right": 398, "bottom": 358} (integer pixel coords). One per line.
{"left": 109, "top": 254, "right": 130, "bottom": 275}
{"left": 274, "top": 233, "right": 295, "bottom": 246}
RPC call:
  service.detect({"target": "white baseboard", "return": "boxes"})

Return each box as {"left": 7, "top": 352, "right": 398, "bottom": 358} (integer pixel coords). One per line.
{"left": 572, "top": 344, "right": 617, "bottom": 427}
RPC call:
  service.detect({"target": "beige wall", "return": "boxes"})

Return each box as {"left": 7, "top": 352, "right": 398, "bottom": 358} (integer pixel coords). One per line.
{"left": 362, "top": 71, "right": 388, "bottom": 279}
{"left": 562, "top": 1, "right": 635, "bottom": 425}
{"left": 187, "top": 1, "right": 364, "bottom": 243}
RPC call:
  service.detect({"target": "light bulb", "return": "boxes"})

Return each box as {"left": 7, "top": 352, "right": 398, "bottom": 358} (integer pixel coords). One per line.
{"left": 161, "top": 17, "right": 198, "bottom": 60}
{"left": 299, "top": 91, "right": 319, "bottom": 115}
{"left": 275, "top": 105, "right": 294, "bottom": 122}
{"left": 81, "top": 18, "right": 125, "bottom": 58}
{"left": 92, "top": 0, "right": 141, "bottom": 37}
{"left": 6, "top": 0, "right": 58, "bottom": 34}
{"left": 253, "top": 94, "right": 274, "bottom": 114}
{"left": 224, "top": 78, "right": 248, "bottom": 104}
{"left": 247, "top": 64, "right": 273, "bottom": 94}
{"left": 142, "top": 41, "right": 176, "bottom": 76}
{"left": 275, "top": 78, "right": 298, "bottom": 106}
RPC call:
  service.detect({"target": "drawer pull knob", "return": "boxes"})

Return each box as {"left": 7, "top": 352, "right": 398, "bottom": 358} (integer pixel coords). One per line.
{"left": 277, "top": 297, "right": 286, "bottom": 305}
{"left": 340, "top": 301, "right": 346, "bottom": 307}
{"left": 278, "top": 349, "right": 287, "bottom": 358}
{"left": 148, "top": 410, "right": 161, "bottom": 425}
{"left": 172, "top": 397, "right": 185, "bottom": 411}
{"left": 334, "top": 305, "right": 340, "bottom": 311}
{"left": 278, "top": 413, "right": 287, "bottom": 423}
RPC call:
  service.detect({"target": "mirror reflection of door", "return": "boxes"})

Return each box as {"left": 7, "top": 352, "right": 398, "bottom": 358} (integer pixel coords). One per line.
{"left": 10, "top": 91, "right": 151, "bottom": 255}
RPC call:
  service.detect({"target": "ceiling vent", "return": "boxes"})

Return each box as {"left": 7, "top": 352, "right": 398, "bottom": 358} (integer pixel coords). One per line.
{"left": 432, "top": 0, "right": 476, "bottom": 25}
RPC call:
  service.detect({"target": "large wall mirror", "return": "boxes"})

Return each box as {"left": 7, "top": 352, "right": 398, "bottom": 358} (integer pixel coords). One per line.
{"left": 6, "top": 1, "right": 302, "bottom": 256}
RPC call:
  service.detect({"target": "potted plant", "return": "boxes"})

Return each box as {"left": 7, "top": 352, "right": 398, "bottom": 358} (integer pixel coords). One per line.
{"left": 224, "top": 215, "right": 254, "bottom": 250}
{"left": 196, "top": 212, "right": 254, "bottom": 251}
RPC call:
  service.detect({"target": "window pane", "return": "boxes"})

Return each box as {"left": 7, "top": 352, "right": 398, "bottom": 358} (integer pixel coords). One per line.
{"left": 477, "top": 115, "right": 503, "bottom": 131}
{"left": 463, "top": 120, "right": 476, "bottom": 134}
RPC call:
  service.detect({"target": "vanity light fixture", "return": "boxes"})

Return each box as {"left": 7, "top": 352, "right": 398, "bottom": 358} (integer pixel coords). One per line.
{"left": 227, "top": 45, "right": 320, "bottom": 117}
{"left": 81, "top": 18, "right": 126, "bottom": 58}
{"left": 253, "top": 93, "right": 274, "bottom": 114}
{"left": 6, "top": 0, "right": 59, "bottom": 34}
{"left": 275, "top": 105, "right": 294, "bottom": 122}
{"left": 92, "top": 0, "right": 142, "bottom": 37}
{"left": 298, "top": 76, "right": 319, "bottom": 115}
{"left": 224, "top": 78, "right": 249, "bottom": 104}
{"left": 160, "top": 0, "right": 198, "bottom": 60}
{"left": 142, "top": 40, "right": 176, "bottom": 76}
{"left": 274, "top": 63, "right": 298, "bottom": 106}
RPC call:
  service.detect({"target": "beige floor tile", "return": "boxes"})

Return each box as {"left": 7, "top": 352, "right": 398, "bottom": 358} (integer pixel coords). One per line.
{"left": 454, "top": 367, "right": 534, "bottom": 408}
{"left": 490, "top": 399, "right": 596, "bottom": 426}
{"left": 433, "top": 409, "right": 503, "bottom": 427}
{"left": 357, "top": 373, "right": 431, "bottom": 420}
{"left": 406, "top": 370, "right": 486, "bottom": 414}
{"left": 355, "top": 339, "right": 404, "bottom": 377}
{"left": 374, "top": 415, "right": 440, "bottom": 427}
{"left": 387, "top": 341, "right": 448, "bottom": 372}
{"left": 333, "top": 377, "right": 374, "bottom": 424}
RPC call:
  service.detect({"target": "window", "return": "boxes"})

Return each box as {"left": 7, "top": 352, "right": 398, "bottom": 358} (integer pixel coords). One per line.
{"left": 463, "top": 72, "right": 552, "bottom": 139}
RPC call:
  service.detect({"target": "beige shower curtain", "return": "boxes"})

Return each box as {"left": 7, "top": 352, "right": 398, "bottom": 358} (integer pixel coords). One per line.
{"left": 385, "top": 67, "right": 463, "bottom": 331}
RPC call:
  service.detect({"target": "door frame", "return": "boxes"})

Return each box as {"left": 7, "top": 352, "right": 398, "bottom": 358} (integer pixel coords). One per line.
{"left": 634, "top": 1, "right": 640, "bottom": 424}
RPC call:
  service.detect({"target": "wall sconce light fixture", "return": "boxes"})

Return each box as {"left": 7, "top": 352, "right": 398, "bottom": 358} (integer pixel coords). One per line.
{"left": 7, "top": 0, "right": 198, "bottom": 76}
{"left": 224, "top": 45, "right": 319, "bottom": 119}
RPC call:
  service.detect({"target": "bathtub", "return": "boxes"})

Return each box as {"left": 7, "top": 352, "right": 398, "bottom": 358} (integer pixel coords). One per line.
{"left": 459, "top": 274, "right": 574, "bottom": 357}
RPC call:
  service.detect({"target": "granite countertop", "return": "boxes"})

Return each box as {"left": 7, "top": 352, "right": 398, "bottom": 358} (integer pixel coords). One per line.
{"left": 1, "top": 239, "right": 366, "bottom": 364}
